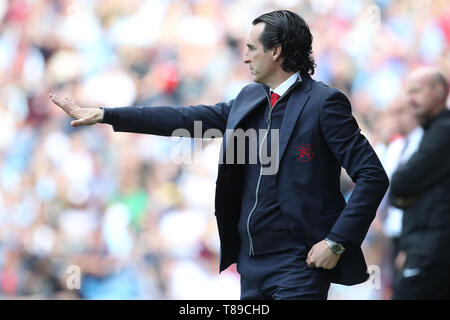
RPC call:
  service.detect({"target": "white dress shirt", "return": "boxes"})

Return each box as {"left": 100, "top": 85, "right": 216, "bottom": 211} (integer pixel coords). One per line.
{"left": 271, "top": 72, "right": 301, "bottom": 96}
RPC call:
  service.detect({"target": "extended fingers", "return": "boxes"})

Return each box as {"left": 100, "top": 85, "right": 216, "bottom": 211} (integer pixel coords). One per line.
{"left": 49, "top": 93, "right": 70, "bottom": 112}
{"left": 64, "top": 97, "right": 78, "bottom": 108}
{"left": 49, "top": 93, "right": 79, "bottom": 114}
{"left": 49, "top": 93, "right": 62, "bottom": 106}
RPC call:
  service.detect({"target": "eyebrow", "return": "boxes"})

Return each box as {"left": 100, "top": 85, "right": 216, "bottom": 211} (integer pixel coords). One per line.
{"left": 246, "top": 43, "right": 256, "bottom": 49}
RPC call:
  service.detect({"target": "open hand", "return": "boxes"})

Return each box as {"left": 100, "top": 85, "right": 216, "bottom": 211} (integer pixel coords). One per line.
{"left": 49, "top": 93, "right": 104, "bottom": 127}
{"left": 306, "top": 240, "right": 341, "bottom": 269}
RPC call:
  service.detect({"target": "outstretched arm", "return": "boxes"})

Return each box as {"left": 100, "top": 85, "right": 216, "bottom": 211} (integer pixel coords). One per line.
{"left": 49, "top": 93, "right": 233, "bottom": 137}
{"left": 50, "top": 93, "right": 104, "bottom": 126}
{"left": 101, "top": 102, "right": 232, "bottom": 137}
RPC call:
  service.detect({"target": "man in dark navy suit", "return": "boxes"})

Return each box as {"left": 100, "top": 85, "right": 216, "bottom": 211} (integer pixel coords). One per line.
{"left": 50, "top": 10, "right": 389, "bottom": 299}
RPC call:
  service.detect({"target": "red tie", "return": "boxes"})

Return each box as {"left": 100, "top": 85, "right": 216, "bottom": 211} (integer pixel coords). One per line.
{"left": 270, "top": 92, "right": 280, "bottom": 108}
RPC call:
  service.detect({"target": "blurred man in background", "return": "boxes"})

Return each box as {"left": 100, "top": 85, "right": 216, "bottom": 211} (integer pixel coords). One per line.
{"left": 390, "top": 67, "right": 450, "bottom": 300}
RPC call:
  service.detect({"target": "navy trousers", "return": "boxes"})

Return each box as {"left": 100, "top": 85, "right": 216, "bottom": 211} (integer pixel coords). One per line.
{"left": 237, "top": 244, "right": 331, "bottom": 300}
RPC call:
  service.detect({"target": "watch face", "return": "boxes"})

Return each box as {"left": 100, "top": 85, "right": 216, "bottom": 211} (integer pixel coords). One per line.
{"left": 333, "top": 244, "right": 344, "bottom": 254}
{"left": 326, "top": 239, "right": 344, "bottom": 255}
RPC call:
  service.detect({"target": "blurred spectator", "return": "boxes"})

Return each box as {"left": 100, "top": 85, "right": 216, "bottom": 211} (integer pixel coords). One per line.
{"left": 377, "top": 94, "right": 423, "bottom": 297}
{"left": 1, "top": 0, "right": 450, "bottom": 299}
{"left": 390, "top": 67, "right": 450, "bottom": 300}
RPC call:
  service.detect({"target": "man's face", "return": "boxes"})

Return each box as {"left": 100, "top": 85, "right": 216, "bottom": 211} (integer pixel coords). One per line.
{"left": 390, "top": 100, "right": 418, "bottom": 136}
{"left": 406, "top": 74, "right": 436, "bottom": 124}
{"left": 243, "top": 23, "right": 277, "bottom": 85}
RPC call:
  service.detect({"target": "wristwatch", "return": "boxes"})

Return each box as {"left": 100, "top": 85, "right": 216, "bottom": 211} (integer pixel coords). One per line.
{"left": 98, "top": 107, "right": 105, "bottom": 123}
{"left": 325, "top": 238, "right": 345, "bottom": 255}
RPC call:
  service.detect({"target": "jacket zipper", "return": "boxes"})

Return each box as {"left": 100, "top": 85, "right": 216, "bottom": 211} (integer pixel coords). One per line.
{"left": 246, "top": 80, "right": 300, "bottom": 256}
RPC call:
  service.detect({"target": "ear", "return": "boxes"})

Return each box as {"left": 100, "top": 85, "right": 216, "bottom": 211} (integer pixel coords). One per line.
{"left": 272, "top": 45, "right": 282, "bottom": 62}
{"left": 433, "top": 85, "right": 445, "bottom": 101}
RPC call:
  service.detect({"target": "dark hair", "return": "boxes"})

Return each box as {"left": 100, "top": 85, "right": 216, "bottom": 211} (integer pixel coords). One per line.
{"left": 253, "top": 10, "right": 316, "bottom": 75}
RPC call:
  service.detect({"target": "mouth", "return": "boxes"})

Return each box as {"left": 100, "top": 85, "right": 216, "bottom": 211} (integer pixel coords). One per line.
{"left": 410, "top": 102, "right": 420, "bottom": 111}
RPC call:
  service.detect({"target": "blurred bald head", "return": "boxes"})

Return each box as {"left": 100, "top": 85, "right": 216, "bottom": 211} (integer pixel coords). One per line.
{"left": 406, "top": 67, "right": 449, "bottom": 125}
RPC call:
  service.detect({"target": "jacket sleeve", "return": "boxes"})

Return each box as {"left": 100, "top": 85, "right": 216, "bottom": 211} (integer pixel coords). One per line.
{"left": 101, "top": 100, "right": 233, "bottom": 137}
{"left": 390, "top": 118, "right": 450, "bottom": 202}
{"left": 319, "top": 90, "right": 389, "bottom": 247}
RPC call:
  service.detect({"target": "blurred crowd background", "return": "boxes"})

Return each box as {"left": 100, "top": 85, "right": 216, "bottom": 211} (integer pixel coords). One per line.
{"left": 1, "top": 0, "right": 449, "bottom": 299}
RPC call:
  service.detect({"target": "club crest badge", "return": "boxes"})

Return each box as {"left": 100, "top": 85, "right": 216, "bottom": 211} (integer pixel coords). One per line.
{"left": 296, "top": 144, "right": 314, "bottom": 162}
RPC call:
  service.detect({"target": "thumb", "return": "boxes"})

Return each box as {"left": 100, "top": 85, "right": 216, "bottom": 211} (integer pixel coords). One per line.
{"left": 71, "top": 119, "right": 86, "bottom": 127}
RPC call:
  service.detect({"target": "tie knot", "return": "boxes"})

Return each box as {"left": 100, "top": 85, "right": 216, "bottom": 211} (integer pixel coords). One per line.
{"left": 270, "top": 92, "right": 280, "bottom": 108}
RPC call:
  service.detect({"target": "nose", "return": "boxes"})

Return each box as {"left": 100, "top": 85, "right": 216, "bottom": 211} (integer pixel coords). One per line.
{"left": 407, "top": 95, "right": 416, "bottom": 108}
{"left": 243, "top": 49, "right": 250, "bottom": 64}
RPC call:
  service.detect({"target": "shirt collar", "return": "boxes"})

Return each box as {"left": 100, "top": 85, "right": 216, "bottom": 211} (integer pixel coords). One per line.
{"left": 271, "top": 72, "right": 301, "bottom": 96}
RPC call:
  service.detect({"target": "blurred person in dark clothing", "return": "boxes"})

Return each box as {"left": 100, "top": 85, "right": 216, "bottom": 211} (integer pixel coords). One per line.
{"left": 377, "top": 95, "right": 423, "bottom": 292}
{"left": 390, "top": 67, "right": 450, "bottom": 300}
{"left": 49, "top": 10, "right": 388, "bottom": 299}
